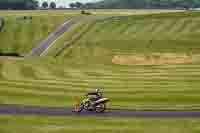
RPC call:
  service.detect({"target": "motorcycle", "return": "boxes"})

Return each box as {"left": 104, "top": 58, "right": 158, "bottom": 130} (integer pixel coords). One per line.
{"left": 73, "top": 95, "right": 110, "bottom": 113}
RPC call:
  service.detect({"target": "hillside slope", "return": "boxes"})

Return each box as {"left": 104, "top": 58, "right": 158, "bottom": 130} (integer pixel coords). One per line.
{"left": 61, "top": 12, "right": 200, "bottom": 64}
{"left": 0, "top": 13, "right": 74, "bottom": 54}
{"left": 1, "top": 12, "right": 200, "bottom": 110}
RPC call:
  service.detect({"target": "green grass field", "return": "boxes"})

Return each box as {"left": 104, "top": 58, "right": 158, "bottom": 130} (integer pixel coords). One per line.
{"left": 1, "top": 9, "right": 200, "bottom": 133}
{"left": 0, "top": 9, "right": 181, "bottom": 55}
{"left": 0, "top": 11, "right": 200, "bottom": 111}
{"left": 1, "top": 116, "right": 200, "bottom": 133}
{"left": 0, "top": 11, "right": 77, "bottom": 54}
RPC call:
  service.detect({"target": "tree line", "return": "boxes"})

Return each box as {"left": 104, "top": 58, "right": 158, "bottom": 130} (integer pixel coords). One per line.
{"left": 0, "top": 0, "right": 38, "bottom": 9}
{"left": 0, "top": 0, "right": 57, "bottom": 10}
{"left": 41, "top": 1, "right": 56, "bottom": 9}
{"left": 1, "top": 0, "right": 200, "bottom": 10}
{"left": 70, "top": 0, "right": 200, "bottom": 9}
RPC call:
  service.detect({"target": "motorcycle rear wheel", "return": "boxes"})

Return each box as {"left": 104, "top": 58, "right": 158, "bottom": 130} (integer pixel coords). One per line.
{"left": 95, "top": 103, "right": 106, "bottom": 113}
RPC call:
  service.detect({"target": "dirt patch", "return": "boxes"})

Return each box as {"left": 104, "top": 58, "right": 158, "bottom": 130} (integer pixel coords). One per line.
{"left": 112, "top": 53, "right": 193, "bottom": 65}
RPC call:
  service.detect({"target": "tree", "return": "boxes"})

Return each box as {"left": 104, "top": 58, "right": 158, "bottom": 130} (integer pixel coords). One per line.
{"left": 69, "top": 3, "right": 76, "bottom": 8}
{"left": 50, "top": 2, "right": 56, "bottom": 9}
{"left": 33, "top": 0, "right": 39, "bottom": 9}
{"left": 25, "top": 0, "right": 39, "bottom": 9}
{"left": 75, "top": 2, "right": 83, "bottom": 8}
{"left": 69, "top": 2, "right": 83, "bottom": 8}
{"left": 42, "top": 1, "right": 48, "bottom": 8}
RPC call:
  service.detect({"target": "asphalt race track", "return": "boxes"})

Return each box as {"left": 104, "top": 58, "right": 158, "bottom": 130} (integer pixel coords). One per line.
{"left": 30, "top": 18, "right": 80, "bottom": 56}
{"left": 1, "top": 105, "right": 200, "bottom": 118}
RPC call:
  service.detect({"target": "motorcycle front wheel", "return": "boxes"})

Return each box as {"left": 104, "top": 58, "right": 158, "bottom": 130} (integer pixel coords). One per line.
{"left": 73, "top": 103, "right": 84, "bottom": 113}
{"left": 95, "top": 103, "right": 106, "bottom": 113}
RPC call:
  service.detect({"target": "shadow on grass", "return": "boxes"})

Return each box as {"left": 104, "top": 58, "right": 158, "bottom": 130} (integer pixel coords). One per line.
{"left": 0, "top": 53, "right": 23, "bottom": 57}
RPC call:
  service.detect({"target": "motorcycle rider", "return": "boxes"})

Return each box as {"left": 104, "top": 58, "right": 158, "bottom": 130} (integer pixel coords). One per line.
{"left": 86, "top": 88, "right": 103, "bottom": 104}
{"left": 73, "top": 88, "right": 108, "bottom": 113}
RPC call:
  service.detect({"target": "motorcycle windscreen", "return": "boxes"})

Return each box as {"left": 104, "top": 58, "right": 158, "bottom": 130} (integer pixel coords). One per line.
{"left": 95, "top": 98, "right": 109, "bottom": 104}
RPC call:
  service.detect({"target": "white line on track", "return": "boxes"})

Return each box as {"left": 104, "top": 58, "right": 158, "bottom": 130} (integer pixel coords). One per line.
{"left": 39, "top": 19, "right": 74, "bottom": 56}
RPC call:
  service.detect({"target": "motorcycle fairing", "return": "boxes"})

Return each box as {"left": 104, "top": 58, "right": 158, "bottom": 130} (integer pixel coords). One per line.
{"left": 94, "top": 98, "right": 109, "bottom": 104}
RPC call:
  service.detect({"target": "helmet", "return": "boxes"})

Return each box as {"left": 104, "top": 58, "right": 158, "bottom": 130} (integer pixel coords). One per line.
{"left": 96, "top": 88, "right": 101, "bottom": 93}
{"left": 96, "top": 88, "right": 103, "bottom": 96}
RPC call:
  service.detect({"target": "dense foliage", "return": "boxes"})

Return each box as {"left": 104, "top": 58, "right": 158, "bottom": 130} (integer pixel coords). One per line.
{"left": 83, "top": 0, "right": 200, "bottom": 9}
{"left": 0, "top": 0, "right": 38, "bottom": 9}
{"left": 42, "top": 1, "right": 48, "bottom": 8}
{"left": 49, "top": 2, "right": 56, "bottom": 9}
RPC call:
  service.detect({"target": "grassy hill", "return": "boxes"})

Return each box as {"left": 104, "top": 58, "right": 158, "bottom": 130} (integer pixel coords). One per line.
{"left": 0, "top": 11, "right": 75, "bottom": 54}
{"left": 0, "top": 11, "right": 200, "bottom": 111}
{"left": 57, "top": 11, "right": 200, "bottom": 110}
{"left": 1, "top": 116, "right": 200, "bottom": 133}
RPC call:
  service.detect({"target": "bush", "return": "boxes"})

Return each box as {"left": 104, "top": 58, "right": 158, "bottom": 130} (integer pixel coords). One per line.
{"left": 16, "top": 16, "right": 33, "bottom": 21}
{"left": 81, "top": 10, "right": 92, "bottom": 15}
{"left": 0, "top": 52, "right": 22, "bottom": 57}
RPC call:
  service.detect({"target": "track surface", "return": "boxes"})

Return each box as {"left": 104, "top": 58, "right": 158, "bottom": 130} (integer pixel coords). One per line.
{"left": 30, "top": 18, "right": 80, "bottom": 56}
{"left": 1, "top": 105, "right": 200, "bottom": 118}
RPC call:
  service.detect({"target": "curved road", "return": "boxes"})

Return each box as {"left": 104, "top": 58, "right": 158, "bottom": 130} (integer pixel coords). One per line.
{"left": 30, "top": 18, "right": 80, "bottom": 56}
{"left": 1, "top": 105, "right": 200, "bottom": 118}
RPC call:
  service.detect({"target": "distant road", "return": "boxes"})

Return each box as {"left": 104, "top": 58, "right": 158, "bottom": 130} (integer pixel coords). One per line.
{"left": 30, "top": 18, "right": 80, "bottom": 56}
{"left": 0, "top": 17, "right": 4, "bottom": 32}
{"left": 1, "top": 105, "right": 200, "bottom": 118}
